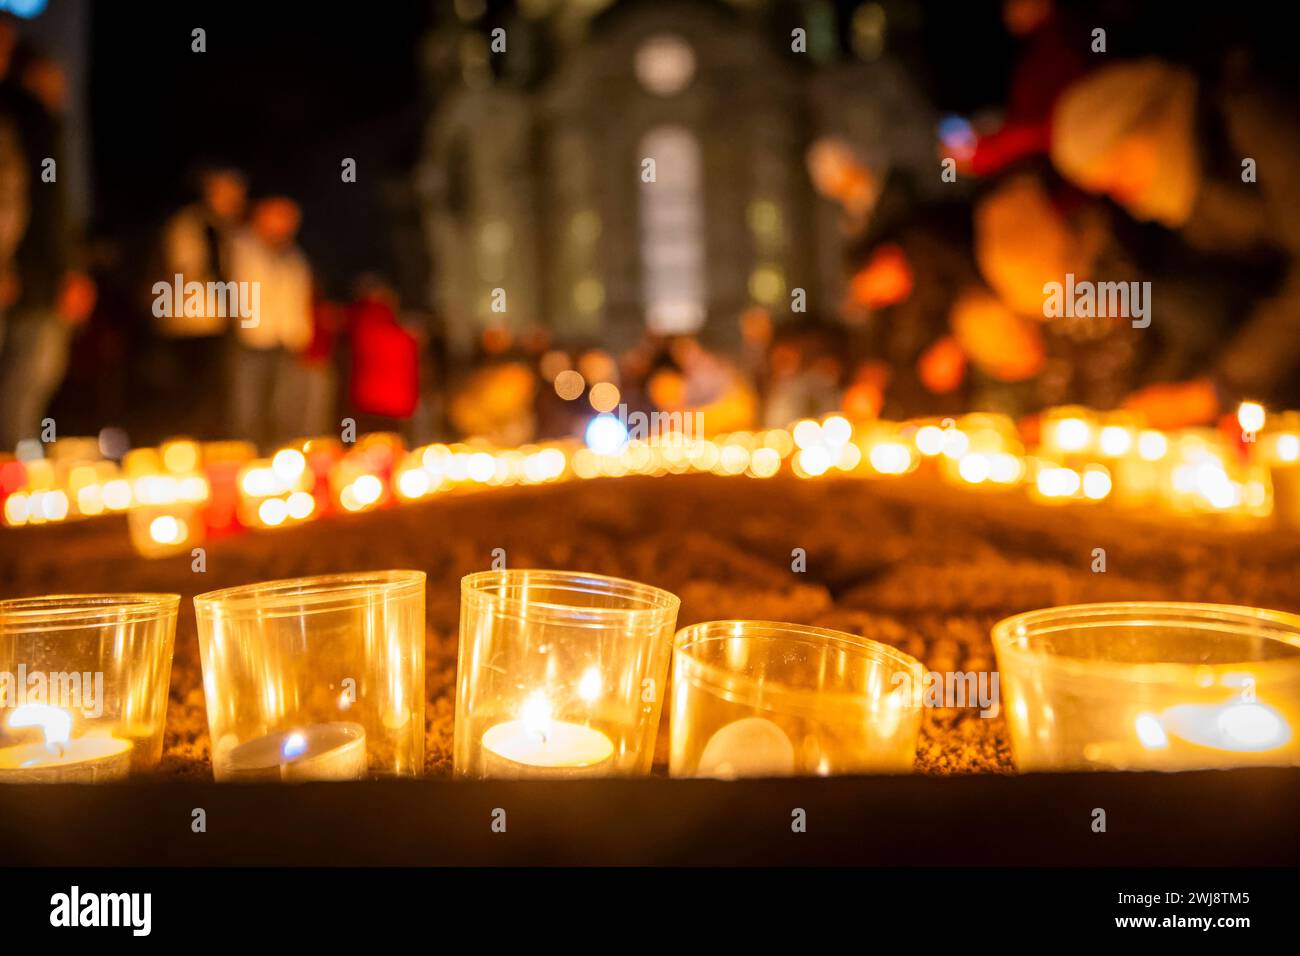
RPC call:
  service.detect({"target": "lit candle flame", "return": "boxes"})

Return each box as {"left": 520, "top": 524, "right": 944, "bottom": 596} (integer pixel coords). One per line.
{"left": 577, "top": 667, "right": 602, "bottom": 703}
{"left": 1237, "top": 401, "right": 1266, "bottom": 435}
{"left": 1055, "top": 417, "right": 1091, "bottom": 452}
{"left": 282, "top": 731, "right": 308, "bottom": 760}
{"left": 1134, "top": 712, "right": 1168, "bottom": 749}
{"left": 1149, "top": 701, "right": 1290, "bottom": 753}
{"left": 521, "top": 692, "right": 553, "bottom": 745}
{"left": 8, "top": 703, "right": 73, "bottom": 757}
{"left": 1216, "top": 702, "right": 1285, "bottom": 749}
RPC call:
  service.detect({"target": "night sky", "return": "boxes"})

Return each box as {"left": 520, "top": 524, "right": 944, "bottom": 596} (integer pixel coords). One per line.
{"left": 87, "top": 1, "right": 430, "bottom": 300}
{"left": 81, "top": 0, "right": 1296, "bottom": 306}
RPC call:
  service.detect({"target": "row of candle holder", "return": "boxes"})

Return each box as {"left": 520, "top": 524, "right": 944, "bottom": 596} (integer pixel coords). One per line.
{"left": 11, "top": 403, "right": 1300, "bottom": 551}
{"left": 1, "top": 570, "right": 1298, "bottom": 782}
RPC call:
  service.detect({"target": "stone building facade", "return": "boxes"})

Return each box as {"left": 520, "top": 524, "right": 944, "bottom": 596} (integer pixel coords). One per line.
{"left": 420, "top": 0, "right": 935, "bottom": 358}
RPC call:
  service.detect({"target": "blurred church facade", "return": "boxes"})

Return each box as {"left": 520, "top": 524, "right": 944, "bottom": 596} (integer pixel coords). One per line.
{"left": 420, "top": 0, "right": 935, "bottom": 358}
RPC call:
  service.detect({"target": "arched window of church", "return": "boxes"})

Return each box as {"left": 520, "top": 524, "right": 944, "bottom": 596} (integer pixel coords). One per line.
{"left": 638, "top": 125, "right": 706, "bottom": 335}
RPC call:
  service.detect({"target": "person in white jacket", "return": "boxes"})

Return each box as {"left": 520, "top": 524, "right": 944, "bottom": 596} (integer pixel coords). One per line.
{"left": 157, "top": 167, "right": 246, "bottom": 437}
{"left": 226, "top": 197, "right": 312, "bottom": 448}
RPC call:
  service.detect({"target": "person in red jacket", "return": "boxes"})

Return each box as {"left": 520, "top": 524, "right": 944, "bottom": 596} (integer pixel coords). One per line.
{"left": 347, "top": 274, "right": 418, "bottom": 435}
{"left": 962, "top": 0, "right": 1091, "bottom": 177}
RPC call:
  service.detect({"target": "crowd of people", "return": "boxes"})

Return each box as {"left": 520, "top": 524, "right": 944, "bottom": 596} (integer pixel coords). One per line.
{"left": 0, "top": 17, "right": 95, "bottom": 451}
{"left": 820, "top": 0, "right": 1300, "bottom": 432}
{"left": 0, "top": 15, "right": 427, "bottom": 454}
{"left": 149, "top": 167, "right": 429, "bottom": 450}
{"left": 461, "top": 0, "right": 1300, "bottom": 447}
{"left": 161, "top": 172, "right": 318, "bottom": 446}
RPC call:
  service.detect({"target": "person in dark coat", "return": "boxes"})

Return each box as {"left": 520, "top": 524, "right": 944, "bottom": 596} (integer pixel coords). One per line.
{"left": 0, "top": 41, "right": 94, "bottom": 449}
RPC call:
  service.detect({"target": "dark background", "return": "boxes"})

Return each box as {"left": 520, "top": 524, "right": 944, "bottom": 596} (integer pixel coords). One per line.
{"left": 82, "top": 0, "right": 1297, "bottom": 304}
{"left": 87, "top": 0, "right": 431, "bottom": 301}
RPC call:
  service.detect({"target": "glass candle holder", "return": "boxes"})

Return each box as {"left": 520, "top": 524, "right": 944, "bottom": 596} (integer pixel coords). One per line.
{"left": 936, "top": 413, "right": 1026, "bottom": 489}
{"left": 993, "top": 602, "right": 1300, "bottom": 772}
{"left": 1259, "top": 412, "right": 1300, "bottom": 527}
{"left": 127, "top": 501, "right": 204, "bottom": 558}
{"left": 454, "top": 570, "right": 680, "bottom": 779}
{"left": 194, "top": 571, "right": 425, "bottom": 782}
{"left": 1040, "top": 405, "right": 1098, "bottom": 460}
{"left": 0, "top": 594, "right": 179, "bottom": 783}
{"left": 670, "top": 621, "right": 924, "bottom": 778}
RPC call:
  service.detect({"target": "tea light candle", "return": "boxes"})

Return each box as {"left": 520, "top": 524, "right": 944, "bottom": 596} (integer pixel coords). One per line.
{"left": 669, "top": 621, "right": 924, "bottom": 778}
{"left": 218, "top": 722, "right": 367, "bottom": 782}
{"left": 994, "top": 603, "right": 1300, "bottom": 772}
{"left": 1159, "top": 700, "right": 1290, "bottom": 752}
{"left": 481, "top": 693, "right": 614, "bottom": 779}
{"left": 1259, "top": 415, "right": 1300, "bottom": 527}
{"left": 1041, "top": 407, "right": 1096, "bottom": 459}
{"left": 454, "top": 570, "right": 679, "bottom": 779}
{"left": 0, "top": 704, "right": 131, "bottom": 784}
{"left": 1080, "top": 700, "right": 1293, "bottom": 770}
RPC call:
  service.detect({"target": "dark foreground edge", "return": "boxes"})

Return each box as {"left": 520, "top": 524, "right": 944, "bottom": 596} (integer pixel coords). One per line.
{"left": 1, "top": 767, "right": 1297, "bottom": 866}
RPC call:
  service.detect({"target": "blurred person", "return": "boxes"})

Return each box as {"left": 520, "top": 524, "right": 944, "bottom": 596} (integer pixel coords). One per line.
{"left": 738, "top": 307, "right": 773, "bottom": 407}
{"left": 347, "top": 274, "right": 418, "bottom": 436}
{"left": 0, "top": 20, "right": 24, "bottom": 346}
{"left": 1051, "top": 57, "right": 1300, "bottom": 423}
{"left": 972, "top": 170, "right": 1146, "bottom": 409}
{"left": 530, "top": 331, "right": 598, "bottom": 441}
{"left": 960, "top": 0, "right": 1090, "bottom": 176}
{"left": 842, "top": 176, "right": 979, "bottom": 418}
{"left": 447, "top": 328, "right": 538, "bottom": 446}
{"left": 0, "top": 17, "right": 16, "bottom": 94}
{"left": 226, "top": 196, "right": 312, "bottom": 449}
{"left": 842, "top": 359, "right": 891, "bottom": 421}
{"left": 157, "top": 165, "right": 247, "bottom": 437}
{"left": 664, "top": 336, "right": 756, "bottom": 434}
{"left": 761, "top": 326, "right": 845, "bottom": 428}
{"left": 162, "top": 168, "right": 247, "bottom": 298}
{"left": 414, "top": 318, "right": 446, "bottom": 442}
{"left": 948, "top": 285, "right": 1046, "bottom": 385}
{"left": 52, "top": 237, "right": 130, "bottom": 436}
{"left": 807, "top": 137, "right": 877, "bottom": 234}
{"left": 0, "top": 43, "right": 94, "bottom": 449}
{"left": 845, "top": 241, "right": 914, "bottom": 319}
{"left": 300, "top": 293, "right": 341, "bottom": 437}
{"left": 974, "top": 172, "right": 1100, "bottom": 317}
{"left": 1052, "top": 60, "right": 1202, "bottom": 230}
{"left": 0, "top": 116, "right": 25, "bottom": 348}
{"left": 916, "top": 336, "right": 967, "bottom": 396}
{"left": 533, "top": 342, "right": 584, "bottom": 440}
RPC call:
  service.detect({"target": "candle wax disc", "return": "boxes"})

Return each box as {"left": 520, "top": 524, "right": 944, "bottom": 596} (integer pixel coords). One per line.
{"left": 697, "top": 716, "right": 796, "bottom": 779}
{"left": 482, "top": 719, "right": 614, "bottom": 769}
{"left": 219, "top": 722, "right": 367, "bottom": 782}
{"left": 0, "top": 735, "right": 132, "bottom": 784}
{"left": 1161, "top": 702, "right": 1291, "bottom": 753}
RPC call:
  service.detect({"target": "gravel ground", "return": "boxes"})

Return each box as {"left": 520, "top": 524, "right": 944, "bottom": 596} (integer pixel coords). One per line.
{"left": 5, "top": 472, "right": 1298, "bottom": 780}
